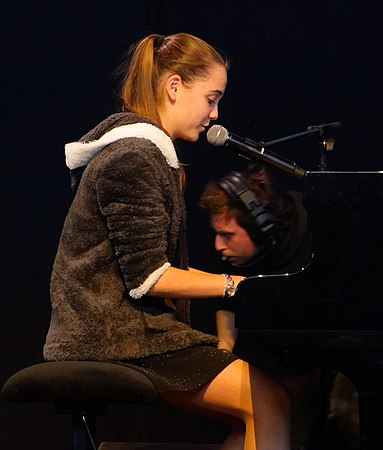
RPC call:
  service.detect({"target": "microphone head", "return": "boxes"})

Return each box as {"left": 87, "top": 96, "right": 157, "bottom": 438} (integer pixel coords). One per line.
{"left": 207, "top": 125, "right": 229, "bottom": 146}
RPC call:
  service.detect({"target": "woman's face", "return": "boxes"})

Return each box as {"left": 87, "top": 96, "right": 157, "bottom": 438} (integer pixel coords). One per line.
{"left": 161, "top": 63, "right": 227, "bottom": 142}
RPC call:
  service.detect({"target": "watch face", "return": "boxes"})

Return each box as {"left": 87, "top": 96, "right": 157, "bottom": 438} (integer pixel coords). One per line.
{"left": 226, "top": 285, "right": 236, "bottom": 297}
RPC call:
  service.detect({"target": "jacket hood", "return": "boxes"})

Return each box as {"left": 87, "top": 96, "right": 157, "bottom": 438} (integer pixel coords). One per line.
{"left": 65, "top": 113, "right": 179, "bottom": 170}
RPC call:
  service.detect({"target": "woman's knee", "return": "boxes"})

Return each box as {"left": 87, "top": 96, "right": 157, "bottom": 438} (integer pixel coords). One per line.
{"left": 274, "top": 378, "right": 292, "bottom": 413}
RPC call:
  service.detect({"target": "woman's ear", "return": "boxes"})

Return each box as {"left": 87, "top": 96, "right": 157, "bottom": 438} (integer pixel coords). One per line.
{"left": 165, "top": 74, "right": 181, "bottom": 101}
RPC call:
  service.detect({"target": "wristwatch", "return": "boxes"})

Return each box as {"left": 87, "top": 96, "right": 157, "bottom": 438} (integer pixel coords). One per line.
{"left": 223, "top": 274, "right": 236, "bottom": 298}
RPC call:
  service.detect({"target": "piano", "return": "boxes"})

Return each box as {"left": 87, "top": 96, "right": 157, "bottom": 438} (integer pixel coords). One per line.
{"left": 235, "top": 171, "right": 383, "bottom": 450}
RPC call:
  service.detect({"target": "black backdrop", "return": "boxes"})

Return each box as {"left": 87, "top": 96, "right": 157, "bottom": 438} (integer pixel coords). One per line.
{"left": 1, "top": 1, "right": 382, "bottom": 448}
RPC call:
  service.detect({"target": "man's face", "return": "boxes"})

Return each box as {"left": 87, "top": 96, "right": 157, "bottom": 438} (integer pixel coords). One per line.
{"left": 210, "top": 212, "right": 259, "bottom": 266}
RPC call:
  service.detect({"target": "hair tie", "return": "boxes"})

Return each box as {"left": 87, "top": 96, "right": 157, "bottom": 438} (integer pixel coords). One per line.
{"left": 154, "top": 35, "right": 166, "bottom": 49}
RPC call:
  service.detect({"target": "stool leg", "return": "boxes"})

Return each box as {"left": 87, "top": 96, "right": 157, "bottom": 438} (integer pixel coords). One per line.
{"left": 72, "top": 411, "right": 96, "bottom": 450}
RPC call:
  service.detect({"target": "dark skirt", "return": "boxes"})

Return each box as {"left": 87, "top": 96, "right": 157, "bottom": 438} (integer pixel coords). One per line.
{"left": 117, "top": 344, "right": 238, "bottom": 393}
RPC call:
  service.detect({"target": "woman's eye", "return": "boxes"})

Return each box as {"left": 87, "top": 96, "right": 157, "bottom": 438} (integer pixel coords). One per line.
{"left": 207, "top": 98, "right": 216, "bottom": 106}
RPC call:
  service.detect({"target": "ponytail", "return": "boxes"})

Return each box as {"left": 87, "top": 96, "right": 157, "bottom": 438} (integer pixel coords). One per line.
{"left": 120, "top": 35, "right": 162, "bottom": 124}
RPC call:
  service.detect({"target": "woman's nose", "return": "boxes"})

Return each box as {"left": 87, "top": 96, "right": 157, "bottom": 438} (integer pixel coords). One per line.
{"left": 209, "top": 105, "right": 219, "bottom": 121}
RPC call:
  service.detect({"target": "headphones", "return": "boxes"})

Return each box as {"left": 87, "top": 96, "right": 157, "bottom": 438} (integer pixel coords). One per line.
{"left": 218, "top": 171, "right": 279, "bottom": 249}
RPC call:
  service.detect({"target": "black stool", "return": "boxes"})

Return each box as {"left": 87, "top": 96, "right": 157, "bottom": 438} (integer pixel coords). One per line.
{"left": 1, "top": 361, "right": 158, "bottom": 450}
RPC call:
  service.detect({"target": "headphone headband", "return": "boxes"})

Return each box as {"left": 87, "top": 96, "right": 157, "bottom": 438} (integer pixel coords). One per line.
{"left": 218, "top": 171, "right": 279, "bottom": 247}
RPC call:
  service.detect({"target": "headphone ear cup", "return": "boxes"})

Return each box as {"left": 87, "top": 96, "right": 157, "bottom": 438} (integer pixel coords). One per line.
{"left": 248, "top": 205, "right": 279, "bottom": 246}
{"left": 218, "top": 171, "right": 279, "bottom": 247}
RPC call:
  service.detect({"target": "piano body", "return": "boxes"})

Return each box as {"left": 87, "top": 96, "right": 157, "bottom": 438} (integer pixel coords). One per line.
{"left": 235, "top": 171, "right": 383, "bottom": 450}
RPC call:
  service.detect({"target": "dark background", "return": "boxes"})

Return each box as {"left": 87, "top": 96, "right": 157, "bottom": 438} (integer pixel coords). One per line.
{"left": 1, "top": 1, "right": 382, "bottom": 448}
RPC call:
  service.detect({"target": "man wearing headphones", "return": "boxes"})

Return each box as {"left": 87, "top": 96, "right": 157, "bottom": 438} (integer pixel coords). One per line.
{"left": 199, "top": 164, "right": 359, "bottom": 449}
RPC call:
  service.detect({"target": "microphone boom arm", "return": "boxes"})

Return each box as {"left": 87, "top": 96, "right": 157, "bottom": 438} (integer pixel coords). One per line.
{"left": 259, "top": 121, "right": 342, "bottom": 148}
{"left": 259, "top": 129, "right": 319, "bottom": 148}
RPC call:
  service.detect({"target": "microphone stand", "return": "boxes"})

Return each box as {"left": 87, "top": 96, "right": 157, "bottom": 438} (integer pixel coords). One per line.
{"left": 248, "top": 121, "right": 341, "bottom": 171}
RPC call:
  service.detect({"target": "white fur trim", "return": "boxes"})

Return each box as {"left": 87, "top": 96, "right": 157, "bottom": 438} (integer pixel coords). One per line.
{"left": 129, "top": 262, "right": 171, "bottom": 299}
{"left": 65, "top": 123, "right": 179, "bottom": 170}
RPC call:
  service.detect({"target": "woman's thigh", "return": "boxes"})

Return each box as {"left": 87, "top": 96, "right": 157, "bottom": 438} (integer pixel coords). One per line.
{"left": 161, "top": 358, "right": 276, "bottom": 421}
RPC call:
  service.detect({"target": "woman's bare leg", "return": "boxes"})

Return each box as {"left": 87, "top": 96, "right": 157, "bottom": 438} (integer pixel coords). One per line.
{"left": 161, "top": 359, "right": 291, "bottom": 450}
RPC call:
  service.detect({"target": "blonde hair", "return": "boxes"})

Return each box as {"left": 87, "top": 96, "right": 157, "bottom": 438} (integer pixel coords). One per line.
{"left": 118, "top": 33, "right": 229, "bottom": 126}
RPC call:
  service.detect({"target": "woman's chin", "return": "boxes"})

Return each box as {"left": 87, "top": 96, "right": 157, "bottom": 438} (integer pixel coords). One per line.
{"left": 180, "top": 134, "right": 200, "bottom": 143}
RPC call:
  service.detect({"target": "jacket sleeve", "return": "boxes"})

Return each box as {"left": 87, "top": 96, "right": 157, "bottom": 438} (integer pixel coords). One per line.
{"left": 94, "top": 141, "right": 173, "bottom": 298}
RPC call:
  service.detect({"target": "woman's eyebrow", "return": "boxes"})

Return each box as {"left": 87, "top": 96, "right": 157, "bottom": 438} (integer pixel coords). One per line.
{"left": 208, "top": 89, "right": 224, "bottom": 96}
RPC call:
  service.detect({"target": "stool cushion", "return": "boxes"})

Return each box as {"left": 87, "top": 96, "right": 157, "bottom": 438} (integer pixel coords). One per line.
{"left": 2, "top": 361, "right": 158, "bottom": 404}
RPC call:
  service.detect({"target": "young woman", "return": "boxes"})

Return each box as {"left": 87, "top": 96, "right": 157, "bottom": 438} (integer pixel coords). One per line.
{"left": 44, "top": 33, "right": 291, "bottom": 449}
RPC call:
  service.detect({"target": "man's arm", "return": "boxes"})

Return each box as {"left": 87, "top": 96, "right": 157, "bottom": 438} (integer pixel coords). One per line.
{"left": 216, "top": 309, "right": 238, "bottom": 352}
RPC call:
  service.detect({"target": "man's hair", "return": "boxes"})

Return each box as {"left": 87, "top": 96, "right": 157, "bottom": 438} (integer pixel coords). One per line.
{"left": 199, "top": 165, "right": 274, "bottom": 233}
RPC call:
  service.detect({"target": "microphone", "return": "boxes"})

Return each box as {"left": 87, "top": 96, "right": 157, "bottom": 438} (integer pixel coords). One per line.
{"left": 207, "top": 125, "right": 307, "bottom": 179}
